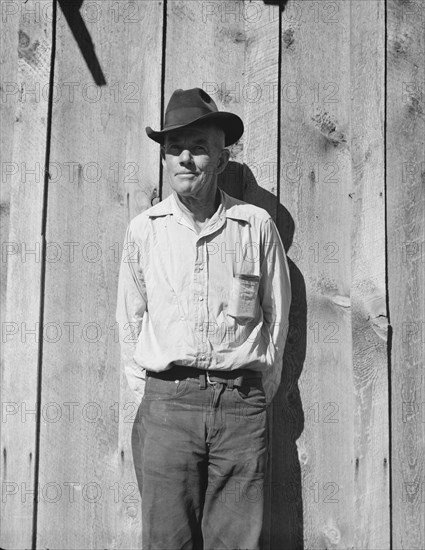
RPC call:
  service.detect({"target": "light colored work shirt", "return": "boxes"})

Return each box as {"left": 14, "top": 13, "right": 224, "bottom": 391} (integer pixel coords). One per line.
{"left": 115, "top": 187, "right": 291, "bottom": 404}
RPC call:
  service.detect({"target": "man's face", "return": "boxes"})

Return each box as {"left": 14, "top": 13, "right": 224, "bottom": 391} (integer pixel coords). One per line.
{"left": 161, "top": 123, "right": 229, "bottom": 199}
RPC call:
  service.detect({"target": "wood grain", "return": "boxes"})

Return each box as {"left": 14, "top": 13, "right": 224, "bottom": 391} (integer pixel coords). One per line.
{"left": 163, "top": 0, "right": 246, "bottom": 199}
{"left": 0, "top": 1, "right": 53, "bottom": 547}
{"left": 279, "top": 1, "right": 354, "bottom": 548}
{"left": 387, "top": 0, "right": 425, "bottom": 548}
{"left": 350, "top": 2, "right": 390, "bottom": 548}
{"left": 35, "top": 2, "right": 163, "bottom": 548}
{"left": 1, "top": 0, "right": 424, "bottom": 547}
{"left": 242, "top": 1, "right": 280, "bottom": 217}
{"left": 0, "top": 0, "right": 19, "bottom": 355}
{"left": 235, "top": 3, "right": 280, "bottom": 548}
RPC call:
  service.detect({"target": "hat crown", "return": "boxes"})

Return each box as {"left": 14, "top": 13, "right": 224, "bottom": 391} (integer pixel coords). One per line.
{"left": 145, "top": 86, "right": 244, "bottom": 146}
{"left": 164, "top": 88, "right": 218, "bottom": 128}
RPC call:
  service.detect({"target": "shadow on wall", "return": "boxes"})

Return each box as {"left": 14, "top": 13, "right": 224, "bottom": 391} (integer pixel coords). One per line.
{"left": 262, "top": 0, "right": 291, "bottom": 9}
{"left": 220, "top": 162, "right": 307, "bottom": 550}
{"left": 57, "top": 0, "right": 107, "bottom": 86}
{"left": 55, "top": 0, "right": 290, "bottom": 87}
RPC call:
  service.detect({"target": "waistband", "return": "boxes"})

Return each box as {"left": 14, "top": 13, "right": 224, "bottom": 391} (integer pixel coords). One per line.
{"left": 146, "top": 364, "right": 262, "bottom": 388}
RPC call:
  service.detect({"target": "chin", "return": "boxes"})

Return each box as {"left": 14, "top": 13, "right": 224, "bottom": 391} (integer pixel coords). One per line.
{"left": 172, "top": 180, "right": 198, "bottom": 195}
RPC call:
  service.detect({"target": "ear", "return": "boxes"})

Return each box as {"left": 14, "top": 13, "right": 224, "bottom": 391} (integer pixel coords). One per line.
{"left": 160, "top": 146, "right": 167, "bottom": 169}
{"left": 216, "top": 148, "right": 230, "bottom": 175}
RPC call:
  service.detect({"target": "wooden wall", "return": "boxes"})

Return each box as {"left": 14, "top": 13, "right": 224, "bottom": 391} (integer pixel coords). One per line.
{"left": 387, "top": 0, "right": 424, "bottom": 548}
{"left": 0, "top": 1, "right": 423, "bottom": 549}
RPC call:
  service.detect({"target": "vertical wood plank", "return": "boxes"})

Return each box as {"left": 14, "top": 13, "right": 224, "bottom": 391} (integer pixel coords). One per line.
{"left": 350, "top": 2, "right": 390, "bottom": 548}
{"left": 164, "top": 4, "right": 282, "bottom": 546}
{"left": 36, "top": 2, "right": 163, "bottom": 548}
{"left": 238, "top": 3, "right": 280, "bottom": 549}
{"left": 387, "top": 0, "right": 425, "bottom": 548}
{"left": 0, "top": 0, "right": 19, "bottom": 354}
{"left": 279, "top": 1, "right": 354, "bottom": 548}
{"left": 242, "top": 1, "right": 280, "bottom": 215}
{"left": 115, "top": 4, "right": 163, "bottom": 547}
{"left": 350, "top": 0, "right": 390, "bottom": 550}
{"left": 0, "top": 1, "right": 53, "bottom": 548}
{"left": 163, "top": 0, "right": 246, "bottom": 199}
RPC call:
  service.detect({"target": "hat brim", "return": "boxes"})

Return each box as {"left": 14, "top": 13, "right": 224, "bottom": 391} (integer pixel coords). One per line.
{"left": 145, "top": 112, "right": 244, "bottom": 147}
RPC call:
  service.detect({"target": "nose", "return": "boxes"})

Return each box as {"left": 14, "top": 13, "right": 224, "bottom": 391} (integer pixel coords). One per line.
{"left": 178, "top": 149, "right": 192, "bottom": 164}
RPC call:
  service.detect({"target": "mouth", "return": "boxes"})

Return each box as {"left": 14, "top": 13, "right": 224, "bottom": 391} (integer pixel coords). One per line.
{"left": 176, "top": 172, "right": 197, "bottom": 177}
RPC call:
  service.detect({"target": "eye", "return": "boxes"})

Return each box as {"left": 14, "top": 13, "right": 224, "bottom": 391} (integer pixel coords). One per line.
{"left": 166, "top": 144, "right": 181, "bottom": 154}
{"left": 192, "top": 145, "right": 207, "bottom": 154}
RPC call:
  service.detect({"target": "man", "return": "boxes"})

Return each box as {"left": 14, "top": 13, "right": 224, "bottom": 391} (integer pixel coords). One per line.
{"left": 116, "top": 87, "right": 291, "bottom": 550}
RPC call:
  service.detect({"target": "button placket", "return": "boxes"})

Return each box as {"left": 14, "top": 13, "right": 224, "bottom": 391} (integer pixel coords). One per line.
{"left": 194, "top": 239, "right": 209, "bottom": 363}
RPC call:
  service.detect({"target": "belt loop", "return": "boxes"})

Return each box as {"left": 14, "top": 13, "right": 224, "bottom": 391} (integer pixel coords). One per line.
{"left": 199, "top": 372, "right": 207, "bottom": 390}
{"left": 226, "top": 378, "right": 234, "bottom": 391}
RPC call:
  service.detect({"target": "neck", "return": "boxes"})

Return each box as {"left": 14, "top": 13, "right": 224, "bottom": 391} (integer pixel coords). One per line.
{"left": 175, "top": 184, "right": 221, "bottom": 223}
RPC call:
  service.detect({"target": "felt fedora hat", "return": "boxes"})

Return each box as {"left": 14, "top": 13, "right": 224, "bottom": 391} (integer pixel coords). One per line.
{"left": 145, "top": 87, "right": 244, "bottom": 147}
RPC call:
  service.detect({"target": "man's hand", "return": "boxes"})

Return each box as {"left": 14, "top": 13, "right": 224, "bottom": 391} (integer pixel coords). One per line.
{"left": 262, "top": 376, "right": 278, "bottom": 407}
{"left": 124, "top": 360, "right": 146, "bottom": 405}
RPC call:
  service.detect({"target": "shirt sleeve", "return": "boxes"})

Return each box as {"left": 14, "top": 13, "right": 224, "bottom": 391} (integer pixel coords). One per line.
{"left": 259, "top": 217, "right": 292, "bottom": 404}
{"left": 115, "top": 220, "right": 148, "bottom": 402}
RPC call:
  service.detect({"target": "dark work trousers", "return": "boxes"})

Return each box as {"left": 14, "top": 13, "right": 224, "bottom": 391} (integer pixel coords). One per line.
{"left": 132, "top": 372, "right": 268, "bottom": 550}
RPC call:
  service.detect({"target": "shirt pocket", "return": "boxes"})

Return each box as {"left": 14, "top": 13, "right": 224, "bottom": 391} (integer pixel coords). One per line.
{"left": 227, "top": 274, "right": 260, "bottom": 319}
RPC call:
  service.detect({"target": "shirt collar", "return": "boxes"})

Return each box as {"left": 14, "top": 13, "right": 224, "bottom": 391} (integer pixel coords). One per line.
{"left": 146, "top": 187, "right": 249, "bottom": 222}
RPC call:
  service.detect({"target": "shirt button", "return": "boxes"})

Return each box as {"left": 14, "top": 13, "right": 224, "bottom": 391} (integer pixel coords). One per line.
{"left": 199, "top": 296, "right": 203, "bottom": 301}
{"left": 199, "top": 265, "right": 204, "bottom": 270}
{"left": 199, "top": 325, "right": 204, "bottom": 331}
